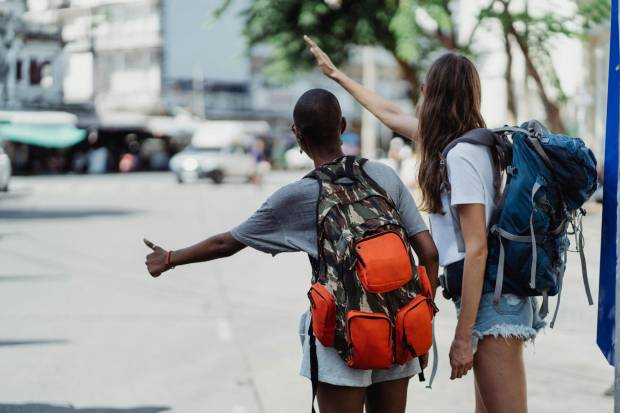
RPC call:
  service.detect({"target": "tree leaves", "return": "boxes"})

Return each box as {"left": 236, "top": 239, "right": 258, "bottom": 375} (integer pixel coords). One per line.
{"left": 215, "top": 0, "right": 610, "bottom": 115}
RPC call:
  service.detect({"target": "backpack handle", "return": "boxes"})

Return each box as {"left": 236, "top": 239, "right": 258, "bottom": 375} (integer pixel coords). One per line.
{"left": 311, "top": 156, "right": 361, "bottom": 183}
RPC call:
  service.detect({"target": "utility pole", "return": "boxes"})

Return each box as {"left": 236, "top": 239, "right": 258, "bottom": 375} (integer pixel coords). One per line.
{"left": 360, "top": 46, "right": 377, "bottom": 159}
{"left": 192, "top": 64, "right": 205, "bottom": 119}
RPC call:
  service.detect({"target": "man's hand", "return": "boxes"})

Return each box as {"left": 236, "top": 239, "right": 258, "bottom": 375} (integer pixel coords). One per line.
{"left": 449, "top": 335, "right": 474, "bottom": 380}
{"left": 304, "top": 35, "right": 340, "bottom": 79}
{"left": 144, "top": 238, "right": 169, "bottom": 278}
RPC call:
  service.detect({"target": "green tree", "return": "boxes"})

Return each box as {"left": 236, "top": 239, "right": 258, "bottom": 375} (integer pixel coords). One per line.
{"left": 217, "top": 0, "right": 468, "bottom": 103}
{"left": 475, "top": 0, "right": 610, "bottom": 132}
{"left": 218, "top": 0, "right": 609, "bottom": 132}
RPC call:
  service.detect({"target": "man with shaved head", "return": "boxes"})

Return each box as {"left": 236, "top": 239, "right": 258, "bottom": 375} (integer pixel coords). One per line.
{"left": 144, "top": 89, "right": 438, "bottom": 413}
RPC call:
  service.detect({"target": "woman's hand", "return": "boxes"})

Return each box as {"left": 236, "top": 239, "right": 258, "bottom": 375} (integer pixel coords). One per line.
{"left": 303, "top": 34, "right": 419, "bottom": 141}
{"left": 144, "top": 238, "right": 170, "bottom": 278}
{"left": 304, "top": 35, "right": 340, "bottom": 79}
{"left": 449, "top": 335, "right": 474, "bottom": 379}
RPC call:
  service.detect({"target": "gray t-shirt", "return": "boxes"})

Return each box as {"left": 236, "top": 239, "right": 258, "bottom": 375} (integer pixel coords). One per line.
{"left": 231, "top": 160, "right": 428, "bottom": 259}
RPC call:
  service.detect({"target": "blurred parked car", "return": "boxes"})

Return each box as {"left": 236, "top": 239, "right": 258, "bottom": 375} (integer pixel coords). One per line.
{"left": 0, "top": 147, "right": 11, "bottom": 191}
{"left": 169, "top": 145, "right": 257, "bottom": 184}
{"left": 170, "top": 121, "right": 271, "bottom": 184}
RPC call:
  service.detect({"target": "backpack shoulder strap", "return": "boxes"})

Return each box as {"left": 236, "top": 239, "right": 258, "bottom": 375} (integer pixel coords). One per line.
{"left": 441, "top": 128, "right": 497, "bottom": 160}
{"left": 439, "top": 128, "right": 503, "bottom": 253}
{"left": 440, "top": 128, "right": 499, "bottom": 193}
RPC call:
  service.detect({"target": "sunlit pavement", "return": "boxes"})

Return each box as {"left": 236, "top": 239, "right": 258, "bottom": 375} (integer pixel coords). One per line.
{"left": 0, "top": 172, "right": 613, "bottom": 413}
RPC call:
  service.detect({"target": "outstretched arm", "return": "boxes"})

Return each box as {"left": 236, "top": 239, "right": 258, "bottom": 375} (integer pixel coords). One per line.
{"left": 304, "top": 35, "right": 419, "bottom": 142}
{"left": 144, "top": 233, "right": 246, "bottom": 277}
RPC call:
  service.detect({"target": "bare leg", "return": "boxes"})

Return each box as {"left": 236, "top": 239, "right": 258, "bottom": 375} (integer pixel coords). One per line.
{"left": 317, "top": 381, "right": 367, "bottom": 413}
{"left": 475, "top": 377, "right": 488, "bottom": 413}
{"left": 474, "top": 337, "right": 527, "bottom": 413}
{"left": 365, "top": 377, "right": 410, "bottom": 413}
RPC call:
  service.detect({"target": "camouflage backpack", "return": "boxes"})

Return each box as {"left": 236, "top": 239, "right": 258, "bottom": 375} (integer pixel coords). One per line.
{"left": 305, "top": 156, "right": 436, "bottom": 397}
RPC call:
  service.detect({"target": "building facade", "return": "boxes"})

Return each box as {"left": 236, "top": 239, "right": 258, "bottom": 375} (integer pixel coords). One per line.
{"left": 0, "top": 0, "right": 64, "bottom": 109}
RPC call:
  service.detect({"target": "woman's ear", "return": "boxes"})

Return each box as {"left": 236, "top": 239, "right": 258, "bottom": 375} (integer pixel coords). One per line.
{"left": 340, "top": 117, "right": 347, "bottom": 134}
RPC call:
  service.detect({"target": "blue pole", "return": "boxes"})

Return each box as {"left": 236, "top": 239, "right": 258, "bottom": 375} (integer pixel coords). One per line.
{"left": 598, "top": 0, "right": 620, "bottom": 367}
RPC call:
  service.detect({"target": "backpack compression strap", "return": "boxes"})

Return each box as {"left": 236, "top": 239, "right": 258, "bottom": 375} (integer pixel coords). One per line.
{"left": 308, "top": 320, "right": 318, "bottom": 413}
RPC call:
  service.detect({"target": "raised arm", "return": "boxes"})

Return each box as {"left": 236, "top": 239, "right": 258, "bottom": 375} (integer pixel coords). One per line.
{"left": 304, "top": 35, "right": 419, "bottom": 141}
{"left": 144, "top": 233, "right": 245, "bottom": 278}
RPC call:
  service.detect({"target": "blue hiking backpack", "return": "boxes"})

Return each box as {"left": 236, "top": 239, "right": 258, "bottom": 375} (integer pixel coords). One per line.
{"left": 440, "top": 120, "right": 598, "bottom": 327}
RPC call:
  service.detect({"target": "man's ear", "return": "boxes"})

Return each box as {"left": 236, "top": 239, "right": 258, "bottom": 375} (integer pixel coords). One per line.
{"left": 293, "top": 126, "right": 307, "bottom": 152}
{"left": 340, "top": 117, "right": 347, "bottom": 134}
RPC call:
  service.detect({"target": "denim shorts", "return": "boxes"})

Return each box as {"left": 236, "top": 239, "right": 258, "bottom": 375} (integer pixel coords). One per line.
{"left": 298, "top": 311, "right": 421, "bottom": 387}
{"left": 454, "top": 293, "right": 546, "bottom": 352}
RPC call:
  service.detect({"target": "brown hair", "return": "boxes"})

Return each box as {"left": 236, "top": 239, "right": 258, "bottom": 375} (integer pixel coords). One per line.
{"left": 417, "top": 52, "right": 487, "bottom": 214}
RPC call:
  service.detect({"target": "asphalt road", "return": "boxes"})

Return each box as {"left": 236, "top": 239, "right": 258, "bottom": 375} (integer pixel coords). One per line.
{"left": 0, "top": 172, "right": 613, "bottom": 413}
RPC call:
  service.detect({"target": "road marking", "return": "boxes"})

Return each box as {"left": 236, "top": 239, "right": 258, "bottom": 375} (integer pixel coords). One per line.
{"left": 217, "top": 318, "right": 233, "bottom": 342}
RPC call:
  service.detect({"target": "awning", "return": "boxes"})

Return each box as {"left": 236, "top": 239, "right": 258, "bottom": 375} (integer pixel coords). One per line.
{"left": 0, "top": 110, "right": 79, "bottom": 125}
{"left": 0, "top": 123, "right": 87, "bottom": 148}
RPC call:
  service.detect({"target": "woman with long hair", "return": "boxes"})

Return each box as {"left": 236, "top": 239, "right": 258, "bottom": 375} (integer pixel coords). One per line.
{"left": 305, "top": 35, "right": 543, "bottom": 412}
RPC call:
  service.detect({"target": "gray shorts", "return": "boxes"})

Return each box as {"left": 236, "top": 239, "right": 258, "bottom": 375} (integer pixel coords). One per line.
{"left": 298, "top": 311, "right": 421, "bottom": 387}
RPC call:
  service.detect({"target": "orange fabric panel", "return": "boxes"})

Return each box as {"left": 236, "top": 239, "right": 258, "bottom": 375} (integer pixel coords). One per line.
{"left": 308, "top": 283, "right": 336, "bottom": 347}
{"left": 417, "top": 265, "right": 433, "bottom": 299}
{"left": 355, "top": 231, "right": 413, "bottom": 293}
{"left": 346, "top": 311, "right": 393, "bottom": 369}
{"left": 395, "top": 295, "right": 433, "bottom": 365}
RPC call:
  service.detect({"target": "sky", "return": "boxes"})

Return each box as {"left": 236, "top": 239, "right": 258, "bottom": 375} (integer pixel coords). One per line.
{"left": 162, "top": 0, "right": 250, "bottom": 82}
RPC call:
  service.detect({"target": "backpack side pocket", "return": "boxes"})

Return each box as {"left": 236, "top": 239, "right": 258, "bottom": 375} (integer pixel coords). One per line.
{"left": 395, "top": 295, "right": 433, "bottom": 365}
{"left": 308, "top": 283, "right": 336, "bottom": 347}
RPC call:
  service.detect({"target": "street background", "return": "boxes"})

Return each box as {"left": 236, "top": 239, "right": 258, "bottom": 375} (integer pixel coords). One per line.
{"left": 0, "top": 0, "right": 616, "bottom": 411}
{"left": 0, "top": 172, "right": 612, "bottom": 413}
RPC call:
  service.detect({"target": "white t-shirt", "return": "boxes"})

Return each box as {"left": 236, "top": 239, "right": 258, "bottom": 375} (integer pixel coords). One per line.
{"left": 429, "top": 143, "right": 497, "bottom": 267}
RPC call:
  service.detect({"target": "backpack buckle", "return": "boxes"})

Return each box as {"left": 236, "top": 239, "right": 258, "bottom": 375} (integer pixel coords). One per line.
{"left": 507, "top": 165, "right": 518, "bottom": 176}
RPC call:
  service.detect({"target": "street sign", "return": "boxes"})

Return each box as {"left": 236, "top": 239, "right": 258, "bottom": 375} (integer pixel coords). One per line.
{"left": 599, "top": 0, "right": 619, "bottom": 369}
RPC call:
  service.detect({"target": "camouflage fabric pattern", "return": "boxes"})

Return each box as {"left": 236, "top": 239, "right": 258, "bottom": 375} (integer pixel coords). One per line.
{"left": 309, "top": 156, "right": 422, "bottom": 364}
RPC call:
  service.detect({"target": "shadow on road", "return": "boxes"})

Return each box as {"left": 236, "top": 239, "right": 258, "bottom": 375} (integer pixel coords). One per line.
{"left": 0, "top": 191, "right": 30, "bottom": 202}
{"left": 0, "top": 208, "right": 140, "bottom": 220}
{"left": 0, "top": 339, "right": 68, "bottom": 348}
{"left": 0, "top": 404, "right": 170, "bottom": 413}
{"left": 0, "top": 274, "right": 67, "bottom": 282}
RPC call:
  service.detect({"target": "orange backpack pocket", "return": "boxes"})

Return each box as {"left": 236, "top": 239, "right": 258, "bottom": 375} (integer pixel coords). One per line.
{"left": 395, "top": 295, "right": 433, "bottom": 365}
{"left": 355, "top": 231, "right": 413, "bottom": 293}
{"left": 308, "top": 283, "right": 336, "bottom": 347}
{"left": 346, "top": 310, "right": 393, "bottom": 369}
{"left": 417, "top": 265, "right": 434, "bottom": 299}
